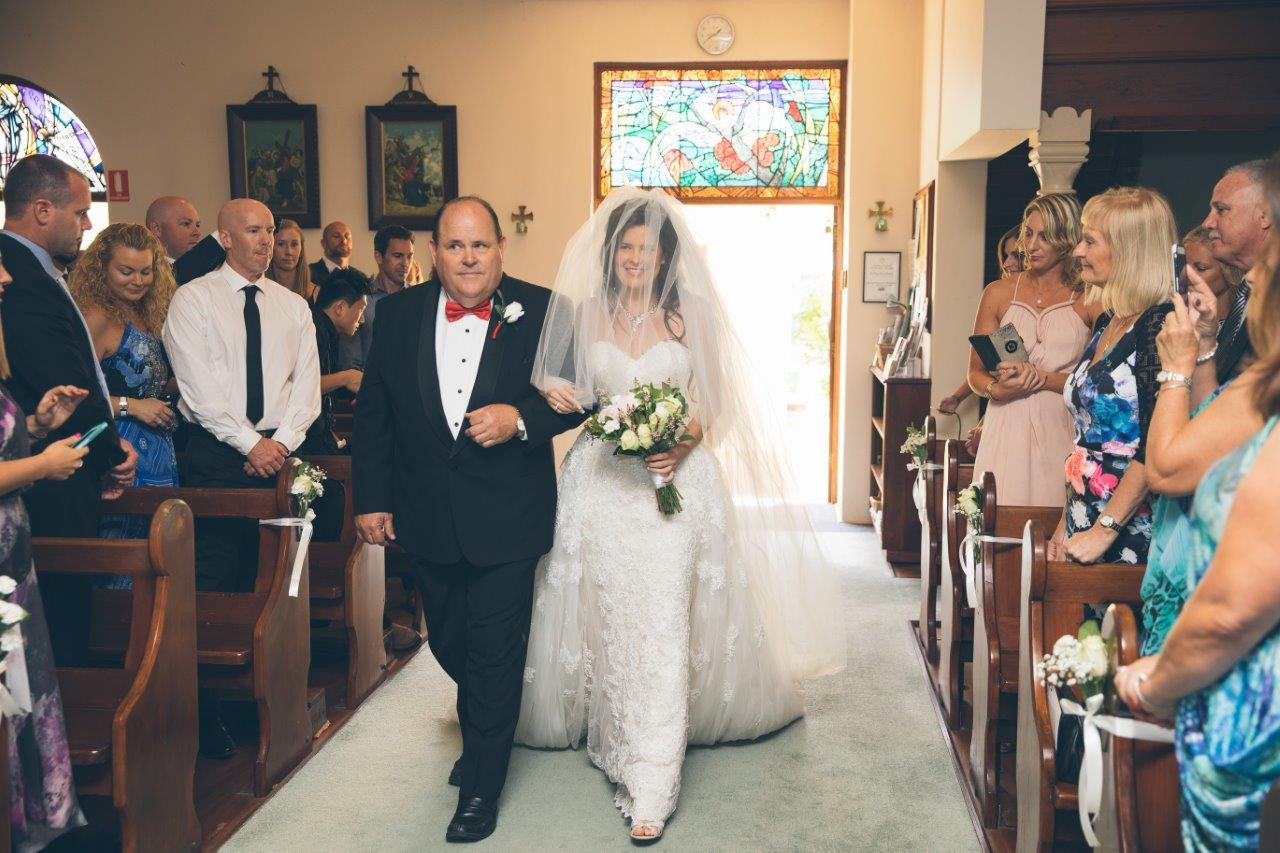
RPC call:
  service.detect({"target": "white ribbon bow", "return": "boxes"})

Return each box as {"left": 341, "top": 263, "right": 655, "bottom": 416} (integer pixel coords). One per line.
{"left": 0, "top": 636, "right": 33, "bottom": 719}
{"left": 1058, "top": 693, "right": 1175, "bottom": 847}
{"left": 957, "top": 531, "right": 1022, "bottom": 607}
{"left": 259, "top": 509, "right": 314, "bottom": 597}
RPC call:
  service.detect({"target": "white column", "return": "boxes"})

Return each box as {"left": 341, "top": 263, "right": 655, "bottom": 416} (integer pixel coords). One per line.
{"left": 1028, "top": 107, "right": 1092, "bottom": 195}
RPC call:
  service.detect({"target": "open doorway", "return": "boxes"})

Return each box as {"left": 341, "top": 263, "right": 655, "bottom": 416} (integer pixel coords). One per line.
{"left": 682, "top": 204, "right": 838, "bottom": 502}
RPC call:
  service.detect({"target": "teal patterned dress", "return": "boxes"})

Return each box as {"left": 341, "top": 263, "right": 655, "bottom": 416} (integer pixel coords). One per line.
{"left": 1139, "top": 382, "right": 1230, "bottom": 655}
{"left": 1175, "top": 415, "right": 1280, "bottom": 851}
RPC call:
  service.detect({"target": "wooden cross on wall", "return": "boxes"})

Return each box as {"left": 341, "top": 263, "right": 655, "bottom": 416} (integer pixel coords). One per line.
{"left": 248, "top": 65, "right": 294, "bottom": 103}
{"left": 511, "top": 205, "right": 534, "bottom": 234}
{"left": 388, "top": 65, "right": 436, "bottom": 105}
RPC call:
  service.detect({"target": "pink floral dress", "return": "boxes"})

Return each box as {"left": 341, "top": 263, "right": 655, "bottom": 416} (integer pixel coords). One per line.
{"left": 0, "top": 384, "right": 86, "bottom": 849}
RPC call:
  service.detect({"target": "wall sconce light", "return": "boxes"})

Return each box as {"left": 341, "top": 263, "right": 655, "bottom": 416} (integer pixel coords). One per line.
{"left": 511, "top": 205, "right": 534, "bottom": 235}
{"left": 868, "top": 201, "right": 893, "bottom": 232}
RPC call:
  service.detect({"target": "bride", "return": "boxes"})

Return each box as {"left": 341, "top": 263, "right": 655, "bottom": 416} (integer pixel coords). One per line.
{"left": 514, "top": 188, "right": 845, "bottom": 842}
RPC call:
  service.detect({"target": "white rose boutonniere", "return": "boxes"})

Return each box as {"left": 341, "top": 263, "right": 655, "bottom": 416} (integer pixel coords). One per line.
{"left": 491, "top": 289, "right": 523, "bottom": 339}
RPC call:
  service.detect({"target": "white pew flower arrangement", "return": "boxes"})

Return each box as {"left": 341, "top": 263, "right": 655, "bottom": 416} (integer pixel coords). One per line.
{"left": 1035, "top": 606, "right": 1174, "bottom": 847}
{"left": 952, "top": 481, "right": 995, "bottom": 607}
{"left": 261, "top": 459, "right": 329, "bottom": 597}
{"left": 0, "top": 574, "right": 30, "bottom": 717}
{"left": 900, "top": 423, "right": 927, "bottom": 471}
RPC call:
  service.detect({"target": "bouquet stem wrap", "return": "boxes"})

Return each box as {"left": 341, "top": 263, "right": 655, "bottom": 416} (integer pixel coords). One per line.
{"left": 649, "top": 471, "right": 684, "bottom": 515}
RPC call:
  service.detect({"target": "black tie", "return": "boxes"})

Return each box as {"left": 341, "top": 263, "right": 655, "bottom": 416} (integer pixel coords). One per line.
{"left": 243, "top": 285, "right": 264, "bottom": 425}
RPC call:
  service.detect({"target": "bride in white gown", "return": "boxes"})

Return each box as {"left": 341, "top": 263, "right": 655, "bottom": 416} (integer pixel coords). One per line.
{"left": 514, "top": 188, "right": 845, "bottom": 842}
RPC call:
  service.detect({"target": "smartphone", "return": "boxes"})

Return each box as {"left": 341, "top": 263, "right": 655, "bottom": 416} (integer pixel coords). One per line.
{"left": 1172, "top": 244, "right": 1187, "bottom": 295}
{"left": 72, "top": 421, "right": 110, "bottom": 449}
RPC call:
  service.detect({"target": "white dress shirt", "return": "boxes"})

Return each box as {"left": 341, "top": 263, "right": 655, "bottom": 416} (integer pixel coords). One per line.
{"left": 323, "top": 257, "right": 342, "bottom": 274}
{"left": 436, "top": 296, "right": 488, "bottom": 438}
{"left": 164, "top": 263, "right": 320, "bottom": 455}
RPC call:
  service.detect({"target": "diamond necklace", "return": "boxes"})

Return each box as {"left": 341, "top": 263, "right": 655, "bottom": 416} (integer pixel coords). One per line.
{"left": 620, "top": 301, "right": 657, "bottom": 331}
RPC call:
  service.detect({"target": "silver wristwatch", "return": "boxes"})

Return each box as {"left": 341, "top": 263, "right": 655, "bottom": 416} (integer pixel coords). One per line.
{"left": 516, "top": 416, "right": 527, "bottom": 441}
{"left": 1097, "top": 513, "right": 1120, "bottom": 532}
{"left": 118, "top": 396, "right": 129, "bottom": 418}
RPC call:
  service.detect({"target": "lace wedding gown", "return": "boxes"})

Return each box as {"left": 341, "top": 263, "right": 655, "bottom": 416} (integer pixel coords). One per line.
{"left": 515, "top": 340, "right": 805, "bottom": 823}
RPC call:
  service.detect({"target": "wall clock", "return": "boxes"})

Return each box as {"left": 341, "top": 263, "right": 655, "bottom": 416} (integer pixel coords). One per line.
{"left": 696, "top": 15, "right": 735, "bottom": 55}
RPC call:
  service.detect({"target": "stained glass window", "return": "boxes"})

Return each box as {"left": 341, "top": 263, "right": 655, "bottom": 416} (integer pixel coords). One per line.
{"left": 1, "top": 77, "right": 107, "bottom": 197}
{"left": 597, "top": 63, "right": 843, "bottom": 202}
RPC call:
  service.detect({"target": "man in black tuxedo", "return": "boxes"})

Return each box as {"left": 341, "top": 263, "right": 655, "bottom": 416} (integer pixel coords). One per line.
{"left": 0, "top": 154, "right": 137, "bottom": 660}
{"left": 308, "top": 220, "right": 363, "bottom": 285}
{"left": 353, "top": 197, "right": 582, "bottom": 843}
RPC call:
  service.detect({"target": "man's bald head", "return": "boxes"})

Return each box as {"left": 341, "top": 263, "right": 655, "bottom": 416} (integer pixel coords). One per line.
{"left": 145, "top": 195, "right": 202, "bottom": 260}
{"left": 321, "top": 220, "right": 352, "bottom": 264}
{"left": 218, "top": 199, "right": 276, "bottom": 279}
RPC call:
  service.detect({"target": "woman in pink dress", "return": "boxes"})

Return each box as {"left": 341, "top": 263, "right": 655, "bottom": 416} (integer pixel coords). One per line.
{"left": 968, "top": 193, "right": 1102, "bottom": 507}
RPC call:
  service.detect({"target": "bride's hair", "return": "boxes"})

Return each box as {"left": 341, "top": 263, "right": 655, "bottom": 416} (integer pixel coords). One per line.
{"left": 601, "top": 204, "right": 685, "bottom": 341}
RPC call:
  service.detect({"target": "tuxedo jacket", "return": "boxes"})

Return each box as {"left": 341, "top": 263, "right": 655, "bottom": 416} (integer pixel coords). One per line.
{"left": 0, "top": 232, "right": 126, "bottom": 536}
{"left": 352, "top": 275, "right": 583, "bottom": 566}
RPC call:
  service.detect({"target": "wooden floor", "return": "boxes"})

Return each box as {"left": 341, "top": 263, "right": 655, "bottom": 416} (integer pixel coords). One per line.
{"left": 908, "top": 619, "right": 1014, "bottom": 853}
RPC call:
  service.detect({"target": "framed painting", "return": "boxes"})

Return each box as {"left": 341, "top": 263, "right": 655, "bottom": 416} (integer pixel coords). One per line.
{"left": 226, "top": 102, "right": 320, "bottom": 228}
{"left": 365, "top": 102, "right": 458, "bottom": 230}
{"left": 911, "top": 181, "right": 935, "bottom": 328}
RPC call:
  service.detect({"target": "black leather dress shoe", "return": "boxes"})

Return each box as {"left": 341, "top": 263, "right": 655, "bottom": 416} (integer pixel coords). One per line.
{"left": 448, "top": 758, "right": 461, "bottom": 787}
{"left": 446, "top": 796, "right": 497, "bottom": 843}
{"left": 199, "top": 718, "right": 237, "bottom": 760}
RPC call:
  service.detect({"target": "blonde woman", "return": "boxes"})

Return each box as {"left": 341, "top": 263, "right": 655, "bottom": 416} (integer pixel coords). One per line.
{"left": 1183, "top": 224, "right": 1244, "bottom": 328}
{"left": 268, "top": 218, "right": 318, "bottom": 303}
{"left": 968, "top": 193, "right": 1101, "bottom": 506}
{"left": 70, "top": 223, "right": 179, "bottom": 543}
{"left": 1050, "top": 187, "right": 1180, "bottom": 565}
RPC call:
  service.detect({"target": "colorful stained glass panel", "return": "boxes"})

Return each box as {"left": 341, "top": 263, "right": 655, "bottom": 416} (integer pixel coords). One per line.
{"left": 598, "top": 65, "right": 842, "bottom": 201}
{"left": 1, "top": 79, "right": 107, "bottom": 195}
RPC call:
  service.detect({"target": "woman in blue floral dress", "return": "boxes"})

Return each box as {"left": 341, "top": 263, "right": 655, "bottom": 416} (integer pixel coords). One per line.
{"left": 0, "top": 256, "right": 94, "bottom": 850}
{"left": 1052, "top": 187, "right": 1177, "bottom": 565}
{"left": 70, "top": 225, "right": 178, "bottom": 563}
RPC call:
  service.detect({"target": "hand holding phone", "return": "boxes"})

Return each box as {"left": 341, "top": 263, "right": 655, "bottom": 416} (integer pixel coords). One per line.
{"left": 1172, "top": 244, "right": 1187, "bottom": 296}
{"left": 73, "top": 421, "right": 110, "bottom": 449}
{"left": 39, "top": 435, "right": 89, "bottom": 481}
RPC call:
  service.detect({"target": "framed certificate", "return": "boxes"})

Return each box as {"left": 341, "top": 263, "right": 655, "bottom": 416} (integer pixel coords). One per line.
{"left": 862, "top": 251, "right": 901, "bottom": 303}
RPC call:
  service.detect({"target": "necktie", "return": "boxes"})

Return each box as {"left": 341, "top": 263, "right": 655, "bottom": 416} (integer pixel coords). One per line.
{"left": 243, "top": 285, "right": 264, "bottom": 425}
{"left": 445, "top": 299, "right": 492, "bottom": 322}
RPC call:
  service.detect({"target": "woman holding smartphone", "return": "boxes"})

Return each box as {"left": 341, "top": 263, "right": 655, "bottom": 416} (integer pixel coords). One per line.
{"left": 0, "top": 253, "right": 93, "bottom": 849}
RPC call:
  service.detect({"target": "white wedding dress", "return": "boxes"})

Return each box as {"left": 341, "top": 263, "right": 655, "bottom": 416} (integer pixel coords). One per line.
{"left": 515, "top": 340, "right": 805, "bottom": 823}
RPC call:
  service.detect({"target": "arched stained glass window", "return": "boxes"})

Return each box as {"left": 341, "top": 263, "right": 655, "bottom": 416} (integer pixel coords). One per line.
{"left": 0, "top": 76, "right": 107, "bottom": 198}
{"left": 596, "top": 62, "right": 844, "bottom": 203}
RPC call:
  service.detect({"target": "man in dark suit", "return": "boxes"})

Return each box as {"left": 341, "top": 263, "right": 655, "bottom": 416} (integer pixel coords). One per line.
{"left": 1201, "top": 159, "right": 1272, "bottom": 383}
{"left": 308, "top": 220, "right": 363, "bottom": 286}
{"left": 0, "top": 154, "right": 137, "bottom": 660}
{"left": 353, "top": 197, "right": 582, "bottom": 843}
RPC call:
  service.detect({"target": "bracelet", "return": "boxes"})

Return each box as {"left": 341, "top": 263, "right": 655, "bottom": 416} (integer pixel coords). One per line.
{"left": 983, "top": 379, "right": 997, "bottom": 399}
{"left": 1158, "top": 380, "right": 1192, "bottom": 393}
{"left": 1196, "top": 344, "right": 1218, "bottom": 365}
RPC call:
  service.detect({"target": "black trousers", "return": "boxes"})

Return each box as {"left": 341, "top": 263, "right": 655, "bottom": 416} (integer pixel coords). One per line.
{"left": 412, "top": 555, "right": 537, "bottom": 802}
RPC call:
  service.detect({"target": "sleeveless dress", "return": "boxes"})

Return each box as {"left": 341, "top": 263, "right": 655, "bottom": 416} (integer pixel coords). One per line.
{"left": 1175, "top": 415, "right": 1280, "bottom": 851}
{"left": 972, "top": 279, "right": 1089, "bottom": 507}
{"left": 100, "top": 323, "right": 178, "bottom": 540}
{"left": 1061, "top": 309, "right": 1166, "bottom": 564}
{"left": 1139, "top": 382, "right": 1230, "bottom": 655}
{"left": 515, "top": 340, "right": 804, "bottom": 824}
{"left": 0, "top": 384, "right": 87, "bottom": 850}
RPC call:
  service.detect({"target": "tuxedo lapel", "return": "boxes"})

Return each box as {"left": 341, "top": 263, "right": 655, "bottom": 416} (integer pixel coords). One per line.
{"left": 415, "top": 283, "right": 454, "bottom": 445}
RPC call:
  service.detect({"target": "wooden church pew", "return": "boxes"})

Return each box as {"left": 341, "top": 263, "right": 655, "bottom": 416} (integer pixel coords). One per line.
{"left": 937, "top": 439, "right": 975, "bottom": 730}
{"left": 1014, "top": 519, "right": 1146, "bottom": 851}
{"left": 968, "top": 476, "right": 1062, "bottom": 829}
{"left": 97, "top": 469, "right": 312, "bottom": 796}
{"left": 916, "top": 416, "right": 942, "bottom": 663}
{"left": 33, "top": 499, "right": 201, "bottom": 852}
{"left": 298, "top": 454, "right": 387, "bottom": 707}
{"left": 1104, "top": 603, "right": 1181, "bottom": 852}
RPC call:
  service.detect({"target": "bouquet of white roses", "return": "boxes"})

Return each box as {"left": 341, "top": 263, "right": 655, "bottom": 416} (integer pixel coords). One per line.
{"left": 955, "top": 482, "right": 983, "bottom": 528}
{"left": 583, "top": 380, "right": 694, "bottom": 515}
{"left": 901, "top": 423, "right": 928, "bottom": 471}
{"left": 1035, "top": 618, "right": 1113, "bottom": 703}
{"left": 289, "top": 459, "right": 327, "bottom": 519}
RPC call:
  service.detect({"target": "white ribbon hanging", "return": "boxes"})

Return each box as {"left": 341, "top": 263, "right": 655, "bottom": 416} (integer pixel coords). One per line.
{"left": 259, "top": 509, "right": 314, "bottom": 598}
{"left": 957, "top": 530, "right": 1022, "bottom": 607}
{"left": 1057, "top": 693, "right": 1175, "bottom": 847}
{"left": 0, "top": 632, "right": 33, "bottom": 718}
{"left": 910, "top": 464, "right": 942, "bottom": 515}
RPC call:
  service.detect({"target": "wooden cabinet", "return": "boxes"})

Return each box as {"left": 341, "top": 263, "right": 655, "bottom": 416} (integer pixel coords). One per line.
{"left": 869, "top": 366, "right": 932, "bottom": 563}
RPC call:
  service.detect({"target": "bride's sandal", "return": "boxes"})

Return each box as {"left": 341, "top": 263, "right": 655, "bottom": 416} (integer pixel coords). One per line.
{"left": 630, "top": 819, "right": 665, "bottom": 844}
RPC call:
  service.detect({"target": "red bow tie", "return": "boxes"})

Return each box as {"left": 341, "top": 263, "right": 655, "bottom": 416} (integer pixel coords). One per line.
{"left": 445, "top": 299, "right": 492, "bottom": 323}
